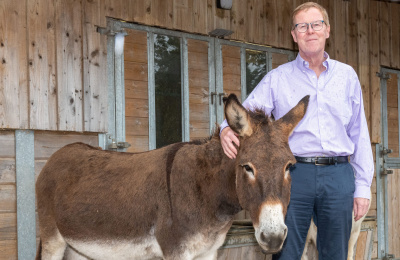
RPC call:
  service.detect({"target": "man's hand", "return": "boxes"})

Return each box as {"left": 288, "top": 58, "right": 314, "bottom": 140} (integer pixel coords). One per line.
{"left": 353, "top": 198, "right": 370, "bottom": 221}
{"left": 220, "top": 127, "right": 240, "bottom": 159}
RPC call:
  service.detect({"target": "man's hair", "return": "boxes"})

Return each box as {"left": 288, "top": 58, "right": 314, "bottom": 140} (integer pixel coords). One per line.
{"left": 291, "top": 2, "right": 330, "bottom": 30}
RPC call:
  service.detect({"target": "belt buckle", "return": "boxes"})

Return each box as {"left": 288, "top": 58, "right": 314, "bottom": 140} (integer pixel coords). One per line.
{"left": 314, "top": 156, "right": 324, "bottom": 166}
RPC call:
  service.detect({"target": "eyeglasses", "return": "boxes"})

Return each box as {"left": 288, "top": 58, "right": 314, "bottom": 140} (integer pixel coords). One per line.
{"left": 294, "top": 20, "right": 325, "bottom": 33}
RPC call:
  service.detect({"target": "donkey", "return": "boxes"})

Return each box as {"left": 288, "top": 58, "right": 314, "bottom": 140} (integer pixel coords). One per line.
{"left": 35, "top": 93, "right": 309, "bottom": 260}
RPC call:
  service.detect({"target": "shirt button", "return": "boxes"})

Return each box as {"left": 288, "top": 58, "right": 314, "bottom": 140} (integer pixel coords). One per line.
{"left": 312, "top": 76, "right": 316, "bottom": 79}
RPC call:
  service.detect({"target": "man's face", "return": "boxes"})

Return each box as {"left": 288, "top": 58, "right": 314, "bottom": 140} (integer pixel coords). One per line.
{"left": 291, "top": 7, "right": 330, "bottom": 57}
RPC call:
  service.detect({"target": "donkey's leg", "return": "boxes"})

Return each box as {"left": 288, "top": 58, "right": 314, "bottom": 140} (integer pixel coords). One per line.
{"left": 301, "top": 218, "right": 318, "bottom": 260}
{"left": 40, "top": 229, "right": 67, "bottom": 260}
{"left": 63, "top": 246, "right": 89, "bottom": 260}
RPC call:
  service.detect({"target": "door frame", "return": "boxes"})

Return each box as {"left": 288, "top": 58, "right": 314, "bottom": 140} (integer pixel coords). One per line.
{"left": 377, "top": 67, "right": 400, "bottom": 260}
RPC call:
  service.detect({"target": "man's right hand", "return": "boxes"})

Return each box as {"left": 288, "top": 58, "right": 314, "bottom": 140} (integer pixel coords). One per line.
{"left": 220, "top": 127, "right": 240, "bottom": 159}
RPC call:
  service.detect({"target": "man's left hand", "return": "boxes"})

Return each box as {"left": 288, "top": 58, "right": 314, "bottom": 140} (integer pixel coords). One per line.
{"left": 353, "top": 198, "right": 370, "bottom": 221}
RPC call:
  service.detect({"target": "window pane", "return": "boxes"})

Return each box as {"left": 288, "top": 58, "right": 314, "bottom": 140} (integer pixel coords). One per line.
{"left": 154, "top": 34, "right": 182, "bottom": 148}
{"left": 246, "top": 50, "right": 267, "bottom": 97}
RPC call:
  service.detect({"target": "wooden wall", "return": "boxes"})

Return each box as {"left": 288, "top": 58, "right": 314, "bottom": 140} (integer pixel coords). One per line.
{"left": 1, "top": 0, "right": 399, "bottom": 135}
{"left": 0, "top": 131, "right": 98, "bottom": 258}
{"left": 1, "top": 0, "right": 399, "bottom": 259}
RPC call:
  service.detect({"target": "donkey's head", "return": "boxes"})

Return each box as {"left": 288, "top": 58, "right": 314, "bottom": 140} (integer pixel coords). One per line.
{"left": 224, "top": 93, "right": 309, "bottom": 253}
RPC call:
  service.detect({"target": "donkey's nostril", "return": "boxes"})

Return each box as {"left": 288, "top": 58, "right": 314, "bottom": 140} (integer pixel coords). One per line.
{"left": 283, "top": 227, "right": 288, "bottom": 238}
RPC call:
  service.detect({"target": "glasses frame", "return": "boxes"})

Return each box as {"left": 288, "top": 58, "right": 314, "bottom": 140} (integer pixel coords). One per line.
{"left": 293, "top": 20, "right": 325, "bottom": 33}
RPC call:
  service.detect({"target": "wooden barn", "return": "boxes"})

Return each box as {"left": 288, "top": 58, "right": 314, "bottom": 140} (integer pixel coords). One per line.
{"left": 0, "top": 0, "right": 399, "bottom": 259}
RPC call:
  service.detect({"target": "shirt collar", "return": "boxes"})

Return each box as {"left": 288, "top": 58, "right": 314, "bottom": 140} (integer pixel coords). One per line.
{"left": 295, "top": 51, "right": 331, "bottom": 71}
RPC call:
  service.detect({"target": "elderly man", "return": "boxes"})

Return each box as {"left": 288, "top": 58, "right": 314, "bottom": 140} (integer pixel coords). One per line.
{"left": 219, "top": 2, "right": 373, "bottom": 259}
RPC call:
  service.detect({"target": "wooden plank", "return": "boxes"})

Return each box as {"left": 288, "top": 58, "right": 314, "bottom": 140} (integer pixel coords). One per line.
{"left": 34, "top": 131, "right": 99, "bottom": 159}
{"left": 379, "top": 2, "right": 390, "bottom": 67}
{"left": 124, "top": 61, "right": 148, "bottom": 81}
{"left": 276, "top": 0, "right": 294, "bottom": 50}
{"left": 55, "top": 0, "right": 84, "bottom": 131}
{"left": 125, "top": 80, "right": 149, "bottom": 100}
{"left": 0, "top": 159, "right": 15, "bottom": 184}
{"left": 173, "top": 0, "right": 193, "bottom": 32}
{"left": 319, "top": 0, "right": 334, "bottom": 57}
{"left": 347, "top": 0, "right": 358, "bottom": 72}
{"left": 83, "top": 0, "right": 108, "bottom": 132}
{"left": 0, "top": 0, "right": 29, "bottom": 129}
{"left": 125, "top": 135, "right": 149, "bottom": 153}
{"left": 126, "top": 117, "right": 149, "bottom": 136}
{"left": 265, "top": 0, "right": 278, "bottom": 47}
{"left": 28, "top": 0, "right": 57, "bottom": 130}
{"left": 369, "top": 0, "right": 381, "bottom": 144}
{"left": 124, "top": 42, "right": 147, "bottom": 64}
{"left": 0, "top": 131, "right": 15, "bottom": 158}
{"left": 334, "top": 1, "right": 347, "bottom": 63}
{"left": 271, "top": 53, "right": 289, "bottom": 69}
{"left": 130, "top": 0, "right": 152, "bottom": 25}
{"left": 230, "top": 0, "right": 246, "bottom": 42}
{"left": 0, "top": 212, "right": 16, "bottom": 240}
{"left": 246, "top": 0, "right": 256, "bottom": 43}
{"left": 0, "top": 185, "right": 16, "bottom": 213}
{"left": 390, "top": 3, "right": 400, "bottom": 69}
{"left": 151, "top": 0, "right": 173, "bottom": 29}
{"left": 0, "top": 239, "right": 17, "bottom": 260}
{"left": 125, "top": 98, "right": 149, "bottom": 118}
{"left": 356, "top": 0, "right": 370, "bottom": 134}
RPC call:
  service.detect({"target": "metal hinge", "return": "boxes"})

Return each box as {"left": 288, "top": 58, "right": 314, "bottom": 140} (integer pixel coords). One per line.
{"left": 376, "top": 72, "right": 391, "bottom": 80}
{"left": 381, "top": 168, "right": 393, "bottom": 175}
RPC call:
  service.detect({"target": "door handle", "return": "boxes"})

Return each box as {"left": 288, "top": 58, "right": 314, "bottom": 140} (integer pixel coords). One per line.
{"left": 210, "top": 92, "right": 217, "bottom": 105}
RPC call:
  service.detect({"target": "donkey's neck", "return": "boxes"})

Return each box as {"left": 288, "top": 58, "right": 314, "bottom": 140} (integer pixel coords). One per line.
{"left": 191, "top": 137, "right": 242, "bottom": 221}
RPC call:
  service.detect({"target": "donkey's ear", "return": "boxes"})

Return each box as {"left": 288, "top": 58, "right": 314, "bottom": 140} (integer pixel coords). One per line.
{"left": 223, "top": 94, "right": 253, "bottom": 137}
{"left": 275, "top": 95, "right": 310, "bottom": 137}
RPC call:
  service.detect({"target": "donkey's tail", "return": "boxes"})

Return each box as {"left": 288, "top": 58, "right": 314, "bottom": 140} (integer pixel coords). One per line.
{"left": 35, "top": 239, "right": 42, "bottom": 260}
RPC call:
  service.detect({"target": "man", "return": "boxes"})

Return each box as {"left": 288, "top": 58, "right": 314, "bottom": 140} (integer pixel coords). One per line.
{"left": 219, "top": 2, "right": 374, "bottom": 259}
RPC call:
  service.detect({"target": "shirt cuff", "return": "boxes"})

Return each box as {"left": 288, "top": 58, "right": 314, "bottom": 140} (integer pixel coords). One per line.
{"left": 219, "top": 120, "right": 229, "bottom": 136}
{"left": 354, "top": 184, "right": 371, "bottom": 200}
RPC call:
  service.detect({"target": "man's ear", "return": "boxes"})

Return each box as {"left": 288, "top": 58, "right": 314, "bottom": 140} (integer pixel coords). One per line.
{"left": 275, "top": 95, "right": 310, "bottom": 138}
{"left": 223, "top": 94, "right": 253, "bottom": 137}
{"left": 291, "top": 30, "right": 298, "bottom": 43}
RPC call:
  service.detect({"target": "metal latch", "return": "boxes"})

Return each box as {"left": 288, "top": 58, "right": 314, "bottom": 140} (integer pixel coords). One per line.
{"left": 382, "top": 148, "right": 393, "bottom": 155}
{"left": 382, "top": 168, "right": 393, "bottom": 175}
{"left": 382, "top": 254, "right": 395, "bottom": 260}
{"left": 108, "top": 139, "right": 131, "bottom": 150}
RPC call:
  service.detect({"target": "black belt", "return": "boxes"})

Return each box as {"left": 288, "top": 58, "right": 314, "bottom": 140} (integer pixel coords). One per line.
{"left": 295, "top": 156, "right": 349, "bottom": 165}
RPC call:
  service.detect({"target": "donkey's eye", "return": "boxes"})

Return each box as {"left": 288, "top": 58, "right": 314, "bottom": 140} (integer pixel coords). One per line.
{"left": 241, "top": 164, "right": 254, "bottom": 175}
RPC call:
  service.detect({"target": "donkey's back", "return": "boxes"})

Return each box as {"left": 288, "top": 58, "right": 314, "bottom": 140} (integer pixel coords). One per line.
{"left": 36, "top": 142, "right": 173, "bottom": 259}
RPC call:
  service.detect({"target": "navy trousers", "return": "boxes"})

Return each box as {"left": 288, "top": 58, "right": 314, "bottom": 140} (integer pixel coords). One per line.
{"left": 272, "top": 162, "right": 354, "bottom": 260}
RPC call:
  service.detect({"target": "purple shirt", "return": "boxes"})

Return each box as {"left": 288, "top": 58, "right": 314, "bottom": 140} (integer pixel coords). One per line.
{"left": 220, "top": 53, "right": 374, "bottom": 199}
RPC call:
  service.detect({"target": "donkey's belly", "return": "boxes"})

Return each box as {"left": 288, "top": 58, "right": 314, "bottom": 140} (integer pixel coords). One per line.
{"left": 65, "top": 236, "right": 163, "bottom": 260}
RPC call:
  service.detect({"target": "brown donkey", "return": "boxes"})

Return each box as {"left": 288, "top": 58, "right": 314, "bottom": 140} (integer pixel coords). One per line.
{"left": 36, "top": 94, "right": 309, "bottom": 260}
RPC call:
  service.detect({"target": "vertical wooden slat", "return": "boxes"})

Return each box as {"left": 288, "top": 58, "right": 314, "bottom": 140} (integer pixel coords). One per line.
{"left": 0, "top": 0, "right": 29, "bottom": 129}
{"left": 56, "top": 0, "right": 83, "bottom": 131}
{"left": 390, "top": 3, "right": 399, "bottom": 69}
{"left": 151, "top": 0, "right": 174, "bottom": 29}
{"left": 231, "top": 0, "right": 246, "bottom": 42}
{"left": 192, "top": 0, "right": 207, "bottom": 34}
{"left": 356, "top": 0, "right": 370, "bottom": 133}
{"left": 379, "top": 1, "right": 390, "bottom": 67}
{"left": 130, "top": 0, "right": 152, "bottom": 25}
{"left": 277, "top": 0, "right": 294, "bottom": 50}
{"left": 334, "top": 1, "right": 347, "bottom": 63}
{"left": 347, "top": 0, "right": 358, "bottom": 72}
{"left": 28, "top": 0, "right": 57, "bottom": 130}
{"left": 173, "top": 0, "right": 193, "bottom": 33}
{"left": 246, "top": 0, "right": 256, "bottom": 43}
{"left": 82, "top": 0, "right": 107, "bottom": 132}
{"left": 369, "top": 0, "right": 381, "bottom": 144}
{"left": 320, "top": 0, "right": 334, "bottom": 57}
{"left": 265, "top": 0, "right": 278, "bottom": 48}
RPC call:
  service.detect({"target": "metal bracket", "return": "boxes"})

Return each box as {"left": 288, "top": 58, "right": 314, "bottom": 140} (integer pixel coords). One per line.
{"left": 96, "top": 26, "right": 128, "bottom": 37}
{"left": 381, "top": 168, "right": 393, "bottom": 175}
{"left": 108, "top": 139, "right": 131, "bottom": 150}
{"left": 376, "top": 72, "right": 391, "bottom": 80}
